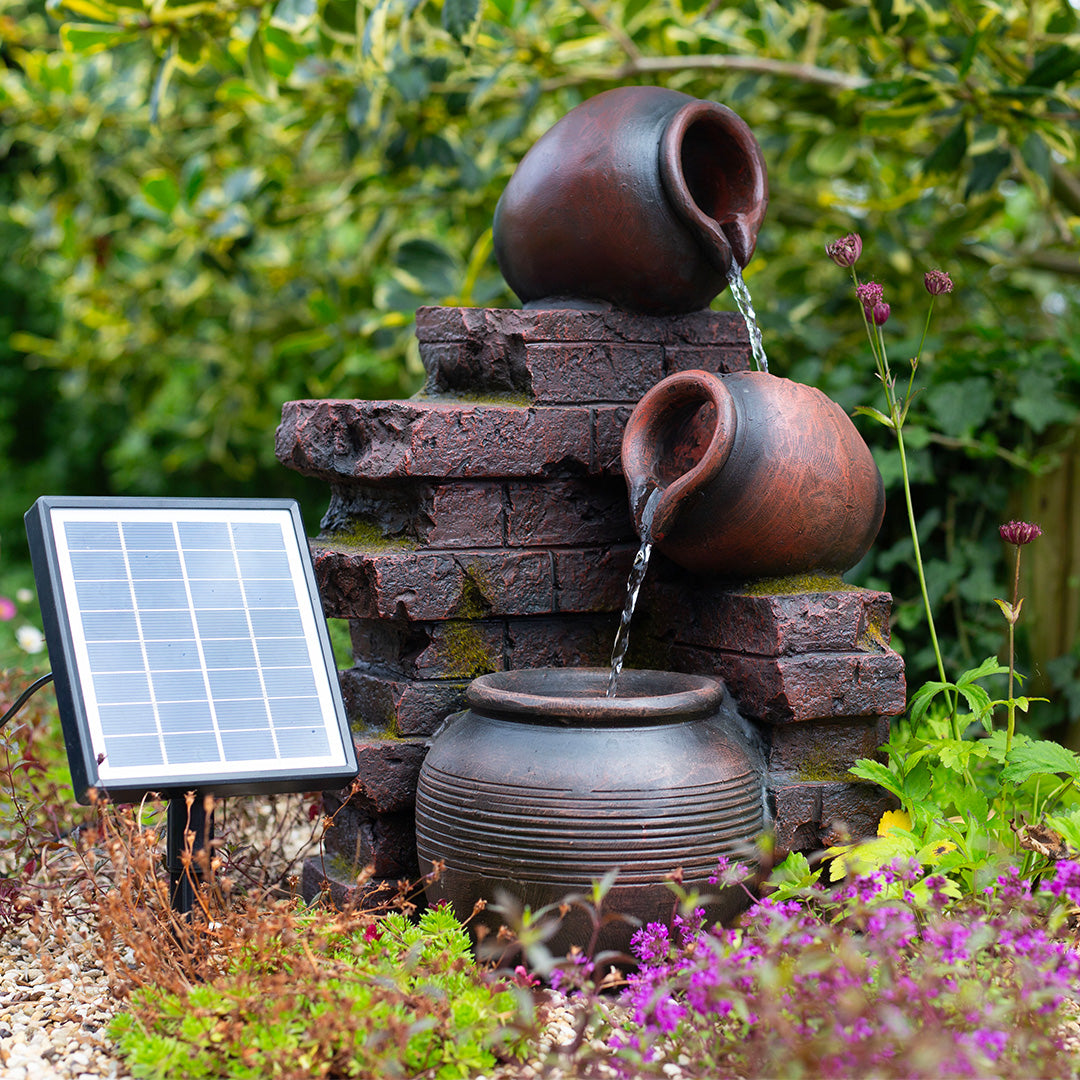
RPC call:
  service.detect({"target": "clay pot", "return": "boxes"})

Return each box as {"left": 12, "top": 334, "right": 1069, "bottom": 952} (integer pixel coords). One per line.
{"left": 621, "top": 370, "right": 885, "bottom": 578}
{"left": 492, "top": 86, "right": 768, "bottom": 316}
{"left": 415, "top": 667, "right": 764, "bottom": 956}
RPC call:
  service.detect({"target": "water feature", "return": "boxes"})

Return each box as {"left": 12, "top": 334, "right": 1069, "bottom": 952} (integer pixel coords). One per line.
{"left": 607, "top": 487, "right": 662, "bottom": 698}
{"left": 726, "top": 264, "right": 768, "bottom": 373}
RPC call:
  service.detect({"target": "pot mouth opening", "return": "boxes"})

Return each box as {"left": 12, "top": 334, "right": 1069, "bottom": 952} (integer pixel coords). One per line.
{"left": 680, "top": 114, "right": 740, "bottom": 228}
{"left": 660, "top": 101, "right": 767, "bottom": 271}
{"left": 466, "top": 667, "right": 724, "bottom": 725}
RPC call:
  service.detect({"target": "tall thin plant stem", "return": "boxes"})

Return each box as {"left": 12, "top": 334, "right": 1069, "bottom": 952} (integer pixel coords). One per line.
{"left": 851, "top": 269, "right": 955, "bottom": 734}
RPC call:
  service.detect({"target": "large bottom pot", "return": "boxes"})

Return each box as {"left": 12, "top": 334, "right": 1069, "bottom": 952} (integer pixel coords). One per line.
{"left": 415, "top": 667, "right": 766, "bottom": 957}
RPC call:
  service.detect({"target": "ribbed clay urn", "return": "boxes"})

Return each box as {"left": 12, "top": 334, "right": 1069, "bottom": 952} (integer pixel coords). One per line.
{"left": 492, "top": 85, "right": 768, "bottom": 315}
{"left": 621, "top": 369, "right": 885, "bottom": 578}
{"left": 415, "top": 668, "right": 765, "bottom": 956}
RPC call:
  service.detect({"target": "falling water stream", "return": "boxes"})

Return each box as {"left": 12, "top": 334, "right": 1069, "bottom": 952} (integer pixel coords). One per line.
{"left": 726, "top": 265, "right": 768, "bottom": 373}
{"left": 607, "top": 487, "right": 662, "bottom": 698}
{"left": 607, "top": 270, "right": 767, "bottom": 696}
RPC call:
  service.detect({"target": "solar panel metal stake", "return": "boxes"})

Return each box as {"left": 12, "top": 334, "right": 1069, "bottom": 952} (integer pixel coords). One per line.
{"left": 25, "top": 496, "right": 359, "bottom": 913}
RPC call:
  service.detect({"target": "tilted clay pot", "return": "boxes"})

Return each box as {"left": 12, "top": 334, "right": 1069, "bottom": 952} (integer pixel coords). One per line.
{"left": 493, "top": 86, "right": 768, "bottom": 316}
{"left": 621, "top": 369, "right": 885, "bottom": 578}
{"left": 415, "top": 667, "right": 765, "bottom": 956}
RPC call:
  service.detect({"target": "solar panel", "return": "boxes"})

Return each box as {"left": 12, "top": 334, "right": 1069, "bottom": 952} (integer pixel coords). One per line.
{"left": 25, "top": 496, "right": 358, "bottom": 803}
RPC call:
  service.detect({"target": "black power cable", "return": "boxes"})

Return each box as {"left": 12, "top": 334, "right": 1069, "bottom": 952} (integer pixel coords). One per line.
{"left": 0, "top": 671, "right": 54, "bottom": 729}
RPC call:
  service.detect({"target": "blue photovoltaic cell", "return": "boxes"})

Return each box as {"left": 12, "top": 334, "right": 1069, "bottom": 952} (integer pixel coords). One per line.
{"left": 52, "top": 509, "right": 336, "bottom": 778}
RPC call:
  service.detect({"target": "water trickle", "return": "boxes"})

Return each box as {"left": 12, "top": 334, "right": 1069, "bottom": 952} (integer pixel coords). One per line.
{"left": 607, "top": 487, "right": 662, "bottom": 699}
{"left": 726, "top": 264, "right": 768, "bottom": 374}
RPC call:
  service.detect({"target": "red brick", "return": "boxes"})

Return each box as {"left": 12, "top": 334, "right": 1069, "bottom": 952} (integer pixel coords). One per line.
{"left": 592, "top": 405, "right": 635, "bottom": 475}
{"left": 350, "top": 736, "right": 428, "bottom": 815}
{"left": 503, "top": 615, "right": 617, "bottom": 670}
{"left": 663, "top": 343, "right": 752, "bottom": 375}
{"left": 504, "top": 478, "right": 633, "bottom": 547}
{"left": 553, "top": 545, "right": 638, "bottom": 612}
{"left": 414, "top": 305, "right": 751, "bottom": 347}
{"left": 770, "top": 778, "right": 897, "bottom": 854}
{"left": 312, "top": 544, "right": 555, "bottom": 620}
{"left": 339, "top": 667, "right": 469, "bottom": 737}
{"left": 765, "top": 717, "right": 891, "bottom": 774}
{"left": 644, "top": 581, "right": 895, "bottom": 656}
{"left": 348, "top": 614, "right": 620, "bottom": 679}
{"left": 522, "top": 342, "right": 665, "bottom": 402}
{"left": 300, "top": 856, "right": 406, "bottom": 910}
{"left": 667, "top": 646, "right": 906, "bottom": 723}
{"left": 349, "top": 618, "right": 505, "bottom": 680}
{"left": 320, "top": 797, "right": 419, "bottom": 878}
{"left": 322, "top": 481, "right": 506, "bottom": 548}
{"left": 276, "top": 399, "right": 595, "bottom": 482}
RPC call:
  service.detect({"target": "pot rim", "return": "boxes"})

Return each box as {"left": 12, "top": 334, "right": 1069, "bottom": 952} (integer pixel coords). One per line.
{"left": 465, "top": 667, "right": 725, "bottom": 725}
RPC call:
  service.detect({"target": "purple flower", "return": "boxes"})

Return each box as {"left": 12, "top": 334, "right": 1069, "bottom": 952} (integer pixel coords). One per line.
{"left": 872, "top": 301, "right": 891, "bottom": 326}
{"left": 0, "top": 597, "right": 15, "bottom": 621}
{"left": 924, "top": 269, "right": 954, "bottom": 295}
{"left": 826, "top": 233, "right": 863, "bottom": 268}
{"left": 851, "top": 280, "right": 885, "bottom": 315}
{"left": 999, "top": 520, "right": 1042, "bottom": 546}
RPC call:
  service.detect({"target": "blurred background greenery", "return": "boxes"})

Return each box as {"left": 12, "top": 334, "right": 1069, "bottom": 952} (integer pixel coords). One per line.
{"left": 1, "top": 0, "right": 1078, "bottom": 734}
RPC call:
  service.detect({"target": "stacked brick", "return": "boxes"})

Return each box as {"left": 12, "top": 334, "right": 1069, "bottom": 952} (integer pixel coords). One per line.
{"left": 275, "top": 305, "right": 905, "bottom": 905}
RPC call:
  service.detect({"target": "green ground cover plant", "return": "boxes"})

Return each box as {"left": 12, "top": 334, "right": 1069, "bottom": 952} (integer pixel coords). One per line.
{"left": 108, "top": 904, "right": 531, "bottom": 1080}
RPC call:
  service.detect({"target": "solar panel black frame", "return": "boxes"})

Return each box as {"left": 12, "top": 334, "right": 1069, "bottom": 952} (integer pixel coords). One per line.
{"left": 25, "top": 496, "right": 358, "bottom": 803}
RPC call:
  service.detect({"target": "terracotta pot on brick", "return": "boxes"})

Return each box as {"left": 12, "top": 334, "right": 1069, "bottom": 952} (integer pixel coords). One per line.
{"left": 621, "top": 369, "right": 885, "bottom": 578}
{"left": 415, "top": 667, "right": 765, "bottom": 956}
{"left": 492, "top": 86, "right": 768, "bottom": 316}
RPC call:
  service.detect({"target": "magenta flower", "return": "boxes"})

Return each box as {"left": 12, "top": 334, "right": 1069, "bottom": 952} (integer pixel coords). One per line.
{"left": 999, "top": 520, "right": 1042, "bottom": 546}
{"left": 826, "top": 233, "right": 863, "bottom": 268}
{"left": 0, "top": 597, "right": 15, "bottom": 621}
{"left": 924, "top": 269, "right": 954, "bottom": 295}
{"left": 855, "top": 281, "right": 884, "bottom": 313}
{"left": 872, "top": 301, "right": 891, "bottom": 326}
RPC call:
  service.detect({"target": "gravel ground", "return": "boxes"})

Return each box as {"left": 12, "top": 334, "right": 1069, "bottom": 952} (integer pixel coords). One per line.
{"left": 1, "top": 915, "right": 132, "bottom": 1080}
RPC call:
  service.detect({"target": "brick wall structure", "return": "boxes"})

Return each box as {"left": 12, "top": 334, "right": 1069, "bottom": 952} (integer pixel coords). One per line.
{"left": 275, "top": 306, "right": 905, "bottom": 906}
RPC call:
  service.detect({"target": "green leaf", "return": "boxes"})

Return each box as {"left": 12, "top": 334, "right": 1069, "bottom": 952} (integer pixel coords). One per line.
{"left": 246, "top": 27, "right": 272, "bottom": 96}
{"left": 956, "top": 656, "right": 1009, "bottom": 687}
{"left": 852, "top": 404, "right": 894, "bottom": 428}
{"left": 442, "top": 0, "right": 481, "bottom": 42}
{"left": 921, "top": 120, "right": 968, "bottom": 176}
{"left": 58, "top": 0, "right": 123, "bottom": 21}
{"left": 176, "top": 31, "right": 206, "bottom": 71}
{"left": 1024, "top": 44, "right": 1080, "bottom": 88}
{"left": 149, "top": 42, "right": 178, "bottom": 128}
{"left": 59, "top": 22, "right": 135, "bottom": 54}
{"left": 1045, "top": 808, "right": 1080, "bottom": 852}
{"left": 141, "top": 171, "right": 180, "bottom": 215}
{"left": 849, "top": 758, "right": 905, "bottom": 800}
{"left": 806, "top": 134, "right": 858, "bottom": 176}
{"left": 925, "top": 377, "right": 994, "bottom": 437}
{"left": 936, "top": 738, "right": 987, "bottom": 774}
{"left": 909, "top": 679, "right": 953, "bottom": 724}
{"left": 271, "top": 0, "right": 317, "bottom": 32}
{"left": 1000, "top": 739, "right": 1080, "bottom": 785}
{"left": 856, "top": 79, "right": 908, "bottom": 101}
{"left": 965, "top": 147, "right": 1012, "bottom": 197}
{"left": 901, "top": 760, "right": 933, "bottom": 801}
{"left": 1021, "top": 131, "right": 1052, "bottom": 186}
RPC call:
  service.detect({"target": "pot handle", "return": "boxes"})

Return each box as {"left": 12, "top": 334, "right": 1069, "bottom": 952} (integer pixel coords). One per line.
{"left": 621, "top": 370, "right": 737, "bottom": 543}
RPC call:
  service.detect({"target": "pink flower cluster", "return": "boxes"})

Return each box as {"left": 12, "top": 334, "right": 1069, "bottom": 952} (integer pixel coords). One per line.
{"left": 999, "top": 520, "right": 1042, "bottom": 546}
{"left": 612, "top": 857, "right": 1080, "bottom": 1079}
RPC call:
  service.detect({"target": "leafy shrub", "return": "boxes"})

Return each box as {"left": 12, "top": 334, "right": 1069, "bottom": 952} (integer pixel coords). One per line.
{"left": 108, "top": 904, "right": 530, "bottom": 1080}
